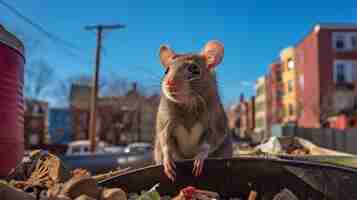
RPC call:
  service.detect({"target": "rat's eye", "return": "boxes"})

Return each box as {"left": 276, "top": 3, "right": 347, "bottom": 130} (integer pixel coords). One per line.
{"left": 187, "top": 64, "right": 200, "bottom": 75}
{"left": 165, "top": 68, "right": 169, "bottom": 75}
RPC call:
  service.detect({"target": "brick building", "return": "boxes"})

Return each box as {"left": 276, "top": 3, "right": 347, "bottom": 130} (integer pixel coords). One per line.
{"left": 238, "top": 94, "right": 249, "bottom": 138}
{"left": 269, "top": 61, "right": 284, "bottom": 125}
{"left": 226, "top": 102, "right": 241, "bottom": 138}
{"left": 70, "top": 83, "right": 159, "bottom": 144}
{"left": 70, "top": 84, "right": 91, "bottom": 140}
{"left": 24, "top": 99, "right": 49, "bottom": 148}
{"left": 247, "top": 96, "right": 256, "bottom": 135}
{"left": 295, "top": 23, "right": 357, "bottom": 128}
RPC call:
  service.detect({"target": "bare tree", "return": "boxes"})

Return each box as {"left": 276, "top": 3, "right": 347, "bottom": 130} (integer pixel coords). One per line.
{"left": 52, "top": 73, "right": 132, "bottom": 107}
{"left": 24, "top": 59, "right": 54, "bottom": 99}
{"left": 300, "top": 88, "right": 337, "bottom": 128}
{"left": 52, "top": 74, "right": 97, "bottom": 107}
{"left": 101, "top": 73, "right": 130, "bottom": 97}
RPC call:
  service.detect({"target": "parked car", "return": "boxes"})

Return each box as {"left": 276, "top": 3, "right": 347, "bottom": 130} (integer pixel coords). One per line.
{"left": 65, "top": 140, "right": 109, "bottom": 156}
{"left": 61, "top": 140, "right": 153, "bottom": 174}
{"left": 124, "top": 142, "right": 153, "bottom": 154}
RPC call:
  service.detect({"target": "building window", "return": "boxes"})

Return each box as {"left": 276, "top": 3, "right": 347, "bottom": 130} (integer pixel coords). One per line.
{"left": 287, "top": 59, "right": 294, "bottom": 70}
{"left": 256, "top": 85, "right": 264, "bottom": 97}
{"left": 333, "top": 32, "right": 357, "bottom": 51}
{"left": 29, "top": 133, "right": 39, "bottom": 145}
{"left": 255, "top": 118, "right": 265, "bottom": 128}
{"left": 333, "top": 34, "right": 347, "bottom": 51}
{"left": 334, "top": 60, "right": 355, "bottom": 83}
{"left": 276, "top": 71, "right": 282, "bottom": 82}
{"left": 299, "top": 75, "right": 304, "bottom": 92}
{"left": 255, "top": 102, "right": 265, "bottom": 112}
{"left": 336, "top": 63, "right": 346, "bottom": 83}
{"left": 351, "top": 35, "right": 357, "bottom": 50}
{"left": 277, "top": 90, "right": 284, "bottom": 99}
{"left": 288, "top": 80, "right": 293, "bottom": 93}
{"left": 289, "top": 104, "right": 294, "bottom": 116}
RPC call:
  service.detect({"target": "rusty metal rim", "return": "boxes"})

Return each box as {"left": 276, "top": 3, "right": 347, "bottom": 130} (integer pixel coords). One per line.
{"left": 0, "top": 25, "right": 25, "bottom": 60}
{"left": 99, "top": 156, "right": 357, "bottom": 185}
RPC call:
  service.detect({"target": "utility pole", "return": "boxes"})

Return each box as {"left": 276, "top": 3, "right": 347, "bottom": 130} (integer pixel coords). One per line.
{"left": 85, "top": 24, "right": 126, "bottom": 152}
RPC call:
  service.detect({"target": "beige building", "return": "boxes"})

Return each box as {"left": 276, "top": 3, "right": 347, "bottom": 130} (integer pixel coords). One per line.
{"left": 254, "top": 76, "right": 271, "bottom": 140}
{"left": 280, "top": 47, "right": 299, "bottom": 124}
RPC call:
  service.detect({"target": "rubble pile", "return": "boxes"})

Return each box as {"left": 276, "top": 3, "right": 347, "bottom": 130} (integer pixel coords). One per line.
{"left": 0, "top": 148, "right": 316, "bottom": 200}
{"left": 1, "top": 150, "right": 129, "bottom": 200}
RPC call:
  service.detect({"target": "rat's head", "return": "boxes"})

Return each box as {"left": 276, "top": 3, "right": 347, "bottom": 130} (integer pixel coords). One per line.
{"left": 159, "top": 41, "right": 224, "bottom": 105}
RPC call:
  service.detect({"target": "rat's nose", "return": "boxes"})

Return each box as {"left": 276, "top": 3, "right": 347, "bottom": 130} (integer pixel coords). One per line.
{"left": 166, "top": 79, "right": 176, "bottom": 88}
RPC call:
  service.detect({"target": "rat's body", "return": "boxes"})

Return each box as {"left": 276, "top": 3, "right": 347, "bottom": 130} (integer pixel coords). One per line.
{"left": 153, "top": 42, "right": 233, "bottom": 180}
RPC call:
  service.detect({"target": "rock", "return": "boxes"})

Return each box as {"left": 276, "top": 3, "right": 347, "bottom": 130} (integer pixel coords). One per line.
{"left": 101, "top": 188, "right": 127, "bottom": 200}
{"left": 40, "top": 195, "right": 72, "bottom": 200}
{"left": 74, "top": 194, "right": 96, "bottom": 200}
{"left": 0, "top": 182, "right": 36, "bottom": 200}
{"left": 55, "top": 195, "right": 73, "bottom": 200}
{"left": 272, "top": 189, "right": 299, "bottom": 200}
{"left": 60, "top": 177, "right": 100, "bottom": 199}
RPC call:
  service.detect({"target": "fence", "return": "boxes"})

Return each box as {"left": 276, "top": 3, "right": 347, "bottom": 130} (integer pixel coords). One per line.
{"left": 282, "top": 126, "right": 357, "bottom": 155}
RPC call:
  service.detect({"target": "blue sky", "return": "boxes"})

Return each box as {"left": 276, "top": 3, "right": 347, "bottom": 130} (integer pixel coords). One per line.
{"left": 1, "top": 0, "right": 357, "bottom": 106}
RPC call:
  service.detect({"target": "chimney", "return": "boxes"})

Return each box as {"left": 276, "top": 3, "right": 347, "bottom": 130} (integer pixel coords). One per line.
{"left": 132, "top": 82, "right": 137, "bottom": 92}
{"left": 251, "top": 96, "right": 255, "bottom": 104}
{"left": 240, "top": 93, "right": 244, "bottom": 103}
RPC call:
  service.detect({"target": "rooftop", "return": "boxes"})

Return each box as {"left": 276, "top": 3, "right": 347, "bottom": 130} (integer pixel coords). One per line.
{"left": 315, "top": 23, "right": 357, "bottom": 31}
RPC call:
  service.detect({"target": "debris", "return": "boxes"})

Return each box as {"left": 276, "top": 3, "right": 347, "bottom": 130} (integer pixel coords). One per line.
{"left": 255, "top": 137, "right": 283, "bottom": 154}
{"left": 8, "top": 150, "right": 71, "bottom": 191}
{"left": 171, "top": 186, "right": 219, "bottom": 200}
{"left": 60, "top": 177, "right": 101, "bottom": 199}
{"left": 135, "top": 183, "right": 161, "bottom": 200}
{"left": 0, "top": 181, "right": 36, "bottom": 200}
{"left": 71, "top": 168, "right": 92, "bottom": 178}
{"left": 74, "top": 194, "right": 97, "bottom": 200}
{"left": 101, "top": 188, "right": 127, "bottom": 200}
{"left": 272, "top": 189, "right": 299, "bottom": 200}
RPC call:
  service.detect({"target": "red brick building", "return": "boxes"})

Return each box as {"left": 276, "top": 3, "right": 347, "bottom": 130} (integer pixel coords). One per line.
{"left": 269, "top": 61, "right": 284, "bottom": 125}
{"left": 247, "top": 96, "right": 256, "bottom": 133}
{"left": 237, "top": 94, "right": 256, "bottom": 139}
{"left": 296, "top": 23, "right": 357, "bottom": 128}
{"left": 226, "top": 102, "right": 241, "bottom": 138}
{"left": 238, "top": 94, "right": 249, "bottom": 138}
{"left": 70, "top": 83, "right": 159, "bottom": 144}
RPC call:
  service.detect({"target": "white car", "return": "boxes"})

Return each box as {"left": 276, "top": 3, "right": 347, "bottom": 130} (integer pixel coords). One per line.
{"left": 124, "top": 142, "right": 152, "bottom": 154}
{"left": 66, "top": 140, "right": 108, "bottom": 155}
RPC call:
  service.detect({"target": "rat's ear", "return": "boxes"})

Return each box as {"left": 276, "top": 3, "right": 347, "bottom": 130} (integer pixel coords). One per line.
{"left": 201, "top": 40, "right": 224, "bottom": 70}
{"left": 159, "top": 45, "right": 175, "bottom": 69}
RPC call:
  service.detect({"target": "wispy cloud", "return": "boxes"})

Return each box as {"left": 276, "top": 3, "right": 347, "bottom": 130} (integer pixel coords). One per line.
{"left": 239, "top": 81, "right": 254, "bottom": 88}
{"left": 238, "top": 81, "right": 256, "bottom": 93}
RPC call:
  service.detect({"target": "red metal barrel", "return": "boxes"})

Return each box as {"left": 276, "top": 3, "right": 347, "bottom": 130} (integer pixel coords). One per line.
{"left": 0, "top": 25, "right": 25, "bottom": 177}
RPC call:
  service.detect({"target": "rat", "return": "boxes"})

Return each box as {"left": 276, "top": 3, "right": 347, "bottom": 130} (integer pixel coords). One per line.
{"left": 154, "top": 40, "right": 233, "bottom": 181}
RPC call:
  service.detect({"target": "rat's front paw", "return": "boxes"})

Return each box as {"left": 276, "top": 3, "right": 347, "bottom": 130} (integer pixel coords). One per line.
{"left": 192, "top": 158, "right": 205, "bottom": 177}
{"left": 163, "top": 157, "right": 176, "bottom": 181}
{"left": 192, "top": 152, "right": 208, "bottom": 177}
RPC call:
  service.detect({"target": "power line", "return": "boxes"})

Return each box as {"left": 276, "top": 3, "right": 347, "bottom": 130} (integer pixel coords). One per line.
{"left": 0, "top": 0, "right": 93, "bottom": 66}
{"left": 0, "top": 0, "right": 81, "bottom": 52}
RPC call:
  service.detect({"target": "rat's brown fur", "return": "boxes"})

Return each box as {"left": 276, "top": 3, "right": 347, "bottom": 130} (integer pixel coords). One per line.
{"left": 154, "top": 42, "right": 233, "bottom": 166}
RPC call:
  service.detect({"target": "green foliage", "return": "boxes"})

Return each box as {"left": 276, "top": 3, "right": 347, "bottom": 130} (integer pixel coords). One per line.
{"left": 137, "top": 184, "right": 161, "bottom": 200}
